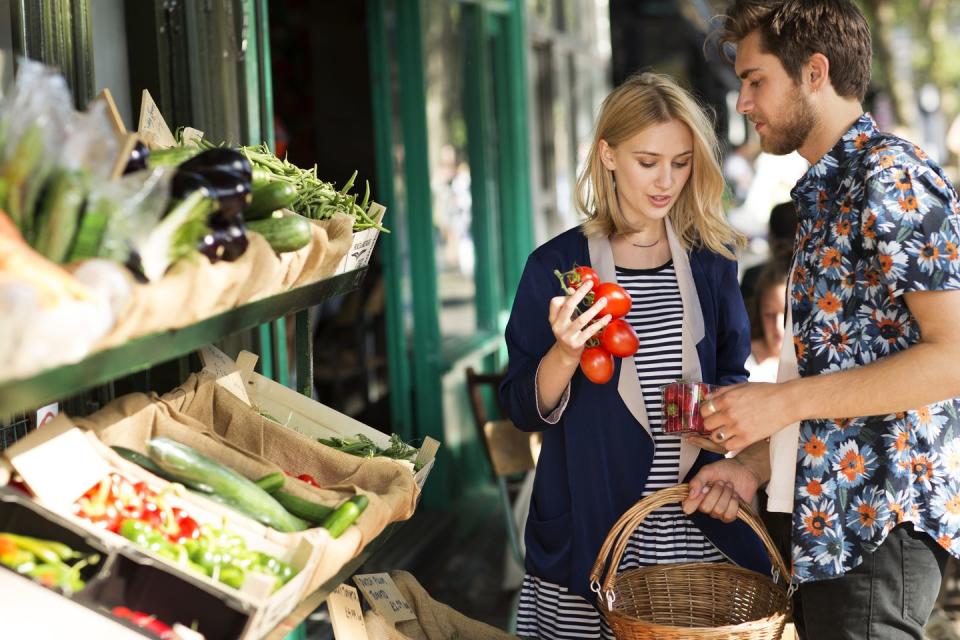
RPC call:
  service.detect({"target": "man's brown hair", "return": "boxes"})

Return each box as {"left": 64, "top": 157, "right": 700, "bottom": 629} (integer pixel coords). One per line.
{"left": 718, "top": 0, "right": 872, "bottom": 102}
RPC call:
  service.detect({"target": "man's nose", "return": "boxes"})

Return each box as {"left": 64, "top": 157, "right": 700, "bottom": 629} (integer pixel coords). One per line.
{"left": 736, "top": 88, "right": 752, "bottom": 115}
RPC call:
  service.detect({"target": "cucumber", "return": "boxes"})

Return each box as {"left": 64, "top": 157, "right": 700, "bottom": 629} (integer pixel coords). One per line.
{"left": 245, "top": 181, "right": 297, "bottom": 220}
{"left": 320, "top": 495, "right": 369, "bottom": 538}
{"left": 273, "top": 490, "right": 334, "bottom": 524}
{"left": 254, "top": 472, "right": 285, "bottom": 493}
{"left": 246, "top": 213, "right": 312, "bottom": 253}
{"left": 111, "top": 446, "right": 183, "bottom": 484}
{"left": 145, "top": 437, "right": 309, "bottom": 533}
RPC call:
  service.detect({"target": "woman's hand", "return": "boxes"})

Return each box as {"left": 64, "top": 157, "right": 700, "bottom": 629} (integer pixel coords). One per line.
{"left": 547, "top": 281, "right": 612, "bottom": 363}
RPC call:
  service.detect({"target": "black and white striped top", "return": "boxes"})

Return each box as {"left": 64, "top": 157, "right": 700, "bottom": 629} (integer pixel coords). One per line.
{"left": 516, "top": 260, "right": 723, "bottom": 640}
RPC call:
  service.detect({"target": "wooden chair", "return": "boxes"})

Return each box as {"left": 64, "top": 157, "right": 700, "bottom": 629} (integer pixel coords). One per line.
{"left": 465, "top": 367, "right": 541, "bottom": 567}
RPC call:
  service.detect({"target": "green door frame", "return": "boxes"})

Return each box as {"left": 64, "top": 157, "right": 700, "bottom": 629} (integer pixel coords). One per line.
{"left": 367, "top": 0, "right": 535, "bottom": 506}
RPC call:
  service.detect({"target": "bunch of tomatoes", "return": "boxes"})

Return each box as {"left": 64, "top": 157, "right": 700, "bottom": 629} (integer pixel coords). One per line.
{"left": 556, "top": 265, "right": 638, "bottom": 384}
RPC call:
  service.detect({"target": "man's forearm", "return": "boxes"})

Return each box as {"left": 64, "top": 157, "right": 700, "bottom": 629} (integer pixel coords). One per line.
{"left": 784, "top": 340, "right": 960, "bottom": 422}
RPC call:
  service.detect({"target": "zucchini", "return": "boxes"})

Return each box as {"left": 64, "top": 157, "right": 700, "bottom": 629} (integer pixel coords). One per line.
{"left": 33, "top": 169, "right": 86, "bottom": 263}
{"left": 111, "top": 446, "right": 182, "bottom": 484}
{"left": 246, "top": 181, "right": 297, "bottom": 220}
{"left": 254, "top": 472, "right": 285, "bottom": 493}
{"left": 320, "top": 495, "right": 369, "bottom": 538}
{"left": 273, "top": 490, "right": 334, "bottom": 525}
{"left": 246, "top": 213, "right": 312, "bottom": 253}
{"left": 145, "top": 438, "right": 309, "bottom": 533}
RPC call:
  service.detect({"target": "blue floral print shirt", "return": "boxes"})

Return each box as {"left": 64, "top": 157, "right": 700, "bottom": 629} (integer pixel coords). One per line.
{"left": 788, "top": 114, "right": 960, "bottom": 583}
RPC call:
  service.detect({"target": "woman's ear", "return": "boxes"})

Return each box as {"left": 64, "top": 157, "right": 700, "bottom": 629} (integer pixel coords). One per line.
{"left": 599, "top": 139, "right": 617, "bottom": 171}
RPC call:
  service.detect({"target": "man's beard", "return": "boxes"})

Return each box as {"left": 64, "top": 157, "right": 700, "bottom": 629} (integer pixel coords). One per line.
{"left": 756, "top": 88, "right": 816, "bottom": 155}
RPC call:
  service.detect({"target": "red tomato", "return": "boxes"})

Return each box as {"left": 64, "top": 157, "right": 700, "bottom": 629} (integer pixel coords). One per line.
{"left": 568, "top": 266, "right": 600, "bottom": 290}
{"left": 600, "top": 319, "right": 639, "bottom": 357}
{"left": 593, "top": 282, "right": 632, "bottom": 318}
{"left": 580, "top": 347, "right": 614, "bottom": 384}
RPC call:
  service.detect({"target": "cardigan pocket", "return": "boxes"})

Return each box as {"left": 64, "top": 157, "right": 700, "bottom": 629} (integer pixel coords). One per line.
{"left": 525, "top": 508, "right": 573, "bottom": 582}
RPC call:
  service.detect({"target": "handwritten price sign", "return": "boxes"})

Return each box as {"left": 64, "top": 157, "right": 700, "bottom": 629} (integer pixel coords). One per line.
{"left": 352, "top": 573, "right": 417, "bottom": 624}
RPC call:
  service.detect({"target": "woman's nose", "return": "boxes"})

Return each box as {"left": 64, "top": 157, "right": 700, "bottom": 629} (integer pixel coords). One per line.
{"left": 654, "top": 166, "right": 673, "bottom": 190}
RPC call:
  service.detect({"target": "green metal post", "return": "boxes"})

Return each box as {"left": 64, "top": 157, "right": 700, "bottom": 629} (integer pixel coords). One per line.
{"left": 501, "top": 0, "right": 535, "bottom": 302}
{"left": 464, "top": 5, "right": 502, "bottom": 333}
{"left": 295, "top": 310, "right": 312, "bottom": 397}
{"left": 396, "top": 0, "right": 447, "bottom": 507}
{"left": 367, "top": 0, "right": 414, "bottom": 441}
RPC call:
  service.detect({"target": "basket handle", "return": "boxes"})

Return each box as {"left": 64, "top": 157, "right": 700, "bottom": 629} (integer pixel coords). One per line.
{"left": 588, "top": 484, "right": 790, "bottom": 598}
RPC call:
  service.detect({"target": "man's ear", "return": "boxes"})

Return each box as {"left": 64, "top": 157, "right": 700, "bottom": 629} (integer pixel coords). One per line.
{"left": 806, "top": 53, "right": 830, "bottom": 92}
{"left": 599, "top": 139, "right": 616, "bottom": 170}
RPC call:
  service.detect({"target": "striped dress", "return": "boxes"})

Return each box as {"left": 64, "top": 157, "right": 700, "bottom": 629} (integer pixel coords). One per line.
{"left": 517, "top": 260, "right": 724, "bottom": 640}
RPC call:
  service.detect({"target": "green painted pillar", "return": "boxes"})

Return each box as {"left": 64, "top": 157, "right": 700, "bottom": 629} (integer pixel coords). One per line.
{"left": 501, "top": 0, "right": 536, "bottom": 302}
{"left": 396, "top": 0, "right": 448, "bottom": 507}
{"left": 367, "top": 0, "right": 415, "bottom": 442}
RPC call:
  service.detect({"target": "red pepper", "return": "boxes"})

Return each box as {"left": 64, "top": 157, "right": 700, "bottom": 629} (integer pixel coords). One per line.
{"left": 74, "top": 475, "right": 123, "bottom": 532}
{"left": 297, "top": 473, "right": 321, "bottom": 488}
{"left": 111, "top": 606, "right": 175, "bottom": 639}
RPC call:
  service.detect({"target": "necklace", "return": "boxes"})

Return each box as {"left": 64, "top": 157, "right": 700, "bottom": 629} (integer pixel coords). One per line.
{"left": 630, "top": 238, "right": 661, "bottom": 248}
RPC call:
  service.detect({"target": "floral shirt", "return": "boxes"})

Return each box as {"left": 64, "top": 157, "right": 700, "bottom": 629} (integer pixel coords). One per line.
{"left": 788, "top": 114, "right": 960, "bottom": 583}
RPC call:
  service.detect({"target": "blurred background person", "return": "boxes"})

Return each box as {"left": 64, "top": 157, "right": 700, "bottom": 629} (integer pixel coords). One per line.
{"left": 739, "top": 201, "right": 797, "bottom": 303}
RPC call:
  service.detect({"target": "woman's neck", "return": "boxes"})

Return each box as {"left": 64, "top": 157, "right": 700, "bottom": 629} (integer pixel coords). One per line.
{"left": 751, "top": 338, "right": 777, "bottom": 363}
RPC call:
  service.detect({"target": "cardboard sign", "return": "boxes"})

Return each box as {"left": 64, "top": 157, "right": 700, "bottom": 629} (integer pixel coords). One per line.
{"left": 5, "top": 416, "right": 111, "bottom": 509}
{"left": 137, "top": 89, "right": 177, "bottom": 149}
{"left": 180, "top": 126, "right": 205, "bottom": 147}
{"left": 199, "top": 345, "right": 252, "bottom": 406}
{"left": 327, "top": 583, "right": 369, "bottom": 640}
{"left": 352, "top": 573, "right": 416, "bottom": 625}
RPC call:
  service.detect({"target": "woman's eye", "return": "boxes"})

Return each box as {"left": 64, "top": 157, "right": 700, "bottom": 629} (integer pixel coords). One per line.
{"left": 673, "top": 162, "right": 690, "bottom": 169}
{"left": 639, "top": 162, "right": 656, "bottom": 168}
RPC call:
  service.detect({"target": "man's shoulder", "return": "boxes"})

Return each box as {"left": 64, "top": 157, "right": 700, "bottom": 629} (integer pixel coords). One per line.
{"left": 860, "top": 134, "right": 939, "bottom": 179}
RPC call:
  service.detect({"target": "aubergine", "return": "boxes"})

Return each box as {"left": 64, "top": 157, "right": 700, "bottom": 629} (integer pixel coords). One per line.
{"left": 123, "top": 140, "right": 150, "bottom": 175}
{"left": 179, "top": 148, "right": 252, "bottom": 181}
{"left": 198, "top": 212, "right": 249, "bottom": 263}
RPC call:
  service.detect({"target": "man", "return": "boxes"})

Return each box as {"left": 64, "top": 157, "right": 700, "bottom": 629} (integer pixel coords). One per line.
{"left": 681, "top": 1, "right": 960, "bottom": 638}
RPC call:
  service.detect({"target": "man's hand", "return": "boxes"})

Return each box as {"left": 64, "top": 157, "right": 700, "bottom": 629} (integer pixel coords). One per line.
{"left": 700, "top": 382, "right": 797, "bottom": 451}
{"left": 681, "top": 458, "right": 762, "bottom": 523}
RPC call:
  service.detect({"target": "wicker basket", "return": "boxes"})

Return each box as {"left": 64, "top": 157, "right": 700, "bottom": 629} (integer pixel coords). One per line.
{"left": 589, "top": 484, "right": 791, "bottom": 640}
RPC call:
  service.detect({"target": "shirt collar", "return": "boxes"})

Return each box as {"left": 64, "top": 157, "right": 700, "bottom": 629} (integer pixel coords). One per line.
{"left": 792, "top": 113, "right": 879, "bottom": 200}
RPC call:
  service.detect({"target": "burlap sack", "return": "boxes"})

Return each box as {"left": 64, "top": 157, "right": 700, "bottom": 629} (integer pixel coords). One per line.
{"left": 279, "top": 212, "right": 355, "bottom": 290}
{"left": 95, "top": 214, "right": 354, "bottom": 349}
{"left": 382, "top": 571, "right": 516, "bottom": 640}
{"left": 161, "top": 373, "right": 418, "bottom": 549}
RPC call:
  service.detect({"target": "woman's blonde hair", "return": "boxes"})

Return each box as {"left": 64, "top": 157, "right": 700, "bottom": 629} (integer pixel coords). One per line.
{"left": 577, "top": 72, "right": 745, "bottom": 259}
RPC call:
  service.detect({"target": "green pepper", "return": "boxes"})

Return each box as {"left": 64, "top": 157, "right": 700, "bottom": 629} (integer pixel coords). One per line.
{"left": 218, "top": 565, "right": 246, "bottom": 589}
{"left": 0, "top": 548, "right": 36, "bottom": 572}
{"left": 26, "top": 562, "right": 85, "bottom": 593}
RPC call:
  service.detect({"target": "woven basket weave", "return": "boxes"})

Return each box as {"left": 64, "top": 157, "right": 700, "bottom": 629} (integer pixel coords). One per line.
{"left": 589, "top": 484, "right": 791, "bottom": 640}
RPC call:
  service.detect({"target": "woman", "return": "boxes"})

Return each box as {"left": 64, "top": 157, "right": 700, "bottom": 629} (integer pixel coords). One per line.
{"left": 499, "top": 72, "right": 770, "bottom": 639}
{"left": 745, "top": 259, "right": 788, "bottom": 382}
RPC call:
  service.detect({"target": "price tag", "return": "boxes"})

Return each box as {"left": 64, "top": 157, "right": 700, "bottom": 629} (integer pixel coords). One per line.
{"left": 352, "top": 573, "right": 416, "bottom": 625}
{"left": 6, "top": 417, "right": 110, "bottom": 509}
{"left": 35, "top": 403, "right": 59, "bottom": 428}
{"left": 137, "top": 89, "right": 176, "bottom": 149}
{"left": 198, "top": 346, "right": 251, "bottom": 406}
{"left": 327, "top": 583, "right": 369, "bottom": 640}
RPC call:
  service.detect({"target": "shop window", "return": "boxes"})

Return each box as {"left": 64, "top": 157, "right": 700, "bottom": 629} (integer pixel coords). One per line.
{"left": 424, "top": 3, "right": 477, "bottom": 340}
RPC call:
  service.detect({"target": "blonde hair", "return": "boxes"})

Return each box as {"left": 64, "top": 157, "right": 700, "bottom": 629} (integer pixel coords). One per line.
{"left": 576, "top": 72, "right": 745, "bottom": 260}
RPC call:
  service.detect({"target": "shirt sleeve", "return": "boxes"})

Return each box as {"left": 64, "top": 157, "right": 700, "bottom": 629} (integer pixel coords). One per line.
{"left": 864, "top": 163, "right": 960, "bottom": 296}
{"left": 535, "top": 358, "right": 570, "bottom": 423}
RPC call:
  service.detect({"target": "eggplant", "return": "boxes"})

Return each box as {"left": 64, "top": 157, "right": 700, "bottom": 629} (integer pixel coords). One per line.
{"left": 179, "top": 148, "right": 252, "bottom": 181}
{"left": 198, "top": 211, "right": 249, "bottom": 263}
{"left": 172, "top": 168, "right": 250, "bottom": 218}
{"left": 171, "top": 170, "right": 213, "bottom": 201}
{"left": 123, "top": 140, "right": 150, "bottom": 175}
{"left": 202, "top": 169, "right": 251, "bottom": 218}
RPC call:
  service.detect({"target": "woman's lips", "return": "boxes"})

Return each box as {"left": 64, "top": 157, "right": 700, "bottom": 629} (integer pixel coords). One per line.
{"left": 648, "top": 195, "right": 671, "bottom": 208}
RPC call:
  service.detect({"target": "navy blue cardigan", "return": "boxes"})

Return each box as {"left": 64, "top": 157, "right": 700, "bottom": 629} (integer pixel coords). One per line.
{"left": 499, "top": 227, "right": 772, "bottom": 601}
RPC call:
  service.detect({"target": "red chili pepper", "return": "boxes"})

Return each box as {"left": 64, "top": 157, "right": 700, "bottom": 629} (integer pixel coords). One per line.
{"left": 174, "top": 513, "right": 199, "bottom": 544}
{"left": 297, "top": 473, "right": 321, "bottom": 488}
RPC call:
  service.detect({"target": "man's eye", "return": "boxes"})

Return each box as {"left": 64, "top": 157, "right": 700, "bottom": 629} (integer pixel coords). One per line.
{"left": 750, "top": 80, "right": 761, "bottom": 89}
